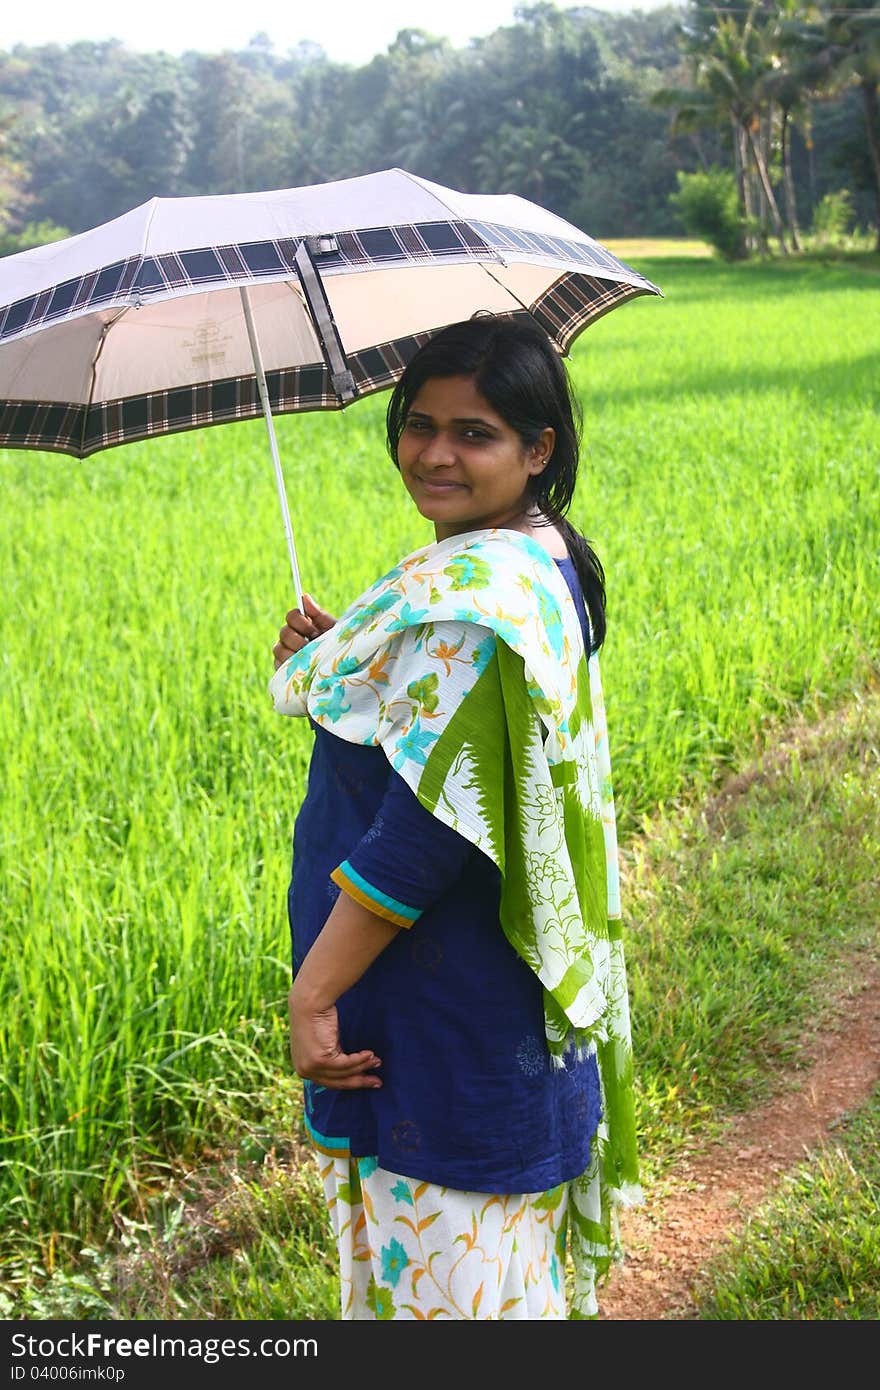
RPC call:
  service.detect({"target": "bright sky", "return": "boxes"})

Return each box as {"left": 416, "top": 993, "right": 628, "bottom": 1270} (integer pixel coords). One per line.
{"left": 0, "top": 0, "right": 677, "bottom": 66}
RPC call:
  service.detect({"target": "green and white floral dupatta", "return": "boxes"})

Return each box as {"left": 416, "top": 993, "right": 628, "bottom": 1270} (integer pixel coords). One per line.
{"left": 269, "top": 528, "right": 641, "bottom": 1317}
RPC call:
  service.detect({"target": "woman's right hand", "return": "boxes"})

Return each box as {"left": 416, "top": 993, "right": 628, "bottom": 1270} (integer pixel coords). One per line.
{"left": 273, "top": 593, "right": 336, "bottom": 669}
{"left": 288, "top": 989, "right": 382, "bottom": 1091}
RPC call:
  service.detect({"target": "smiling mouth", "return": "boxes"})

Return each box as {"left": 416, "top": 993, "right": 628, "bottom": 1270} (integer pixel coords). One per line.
{"left": 418, "top": 476, "right": 467, "bottom": 491}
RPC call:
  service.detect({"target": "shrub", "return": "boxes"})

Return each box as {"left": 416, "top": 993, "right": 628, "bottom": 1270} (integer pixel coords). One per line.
{"left": 669, "top": 168, "right": 748, "bottom": 261}
{"left": 810, "top": 190, "right": 854, "bottom": 248}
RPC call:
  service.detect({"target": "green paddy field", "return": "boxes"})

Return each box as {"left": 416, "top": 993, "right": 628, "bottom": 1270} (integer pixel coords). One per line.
{"left": 1, "top": 251, "right": 878, "bottom": 1317}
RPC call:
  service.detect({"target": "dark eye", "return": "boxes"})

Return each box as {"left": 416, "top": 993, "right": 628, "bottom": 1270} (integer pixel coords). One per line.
{"left": 462, "top": 428, "right": 489, "bottom": 441}
{"left": 405, "top": 419, "right": 431, "bottom": 433}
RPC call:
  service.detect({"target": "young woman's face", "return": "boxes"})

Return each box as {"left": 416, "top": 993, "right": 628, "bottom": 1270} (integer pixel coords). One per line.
{"left": 396, "top": 375, "right": 553, "bottom": 541}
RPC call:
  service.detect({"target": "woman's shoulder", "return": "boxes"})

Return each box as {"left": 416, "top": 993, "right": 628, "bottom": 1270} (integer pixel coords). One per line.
{"left": 531, "top": 526, "right": 570, "bottom": 561}
{"left": 487, "top": 524, "right": 569, "bottom": 562}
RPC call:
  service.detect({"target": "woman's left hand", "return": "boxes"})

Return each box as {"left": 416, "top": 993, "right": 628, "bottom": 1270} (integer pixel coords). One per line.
{"left": 273, "top": 593, "right": 337, "bottom": 670}
{"left": 288, "top": 988, "right": 383, "bottom": 1090}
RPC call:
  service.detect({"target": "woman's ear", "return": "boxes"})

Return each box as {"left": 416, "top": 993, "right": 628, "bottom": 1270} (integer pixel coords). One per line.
{"left": 529, "top": 426, "right": 556, "bottom": 474}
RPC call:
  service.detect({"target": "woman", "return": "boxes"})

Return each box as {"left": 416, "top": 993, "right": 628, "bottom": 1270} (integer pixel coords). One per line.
{"left": 269, "top": 315, "right": 640, "bottom": 1320}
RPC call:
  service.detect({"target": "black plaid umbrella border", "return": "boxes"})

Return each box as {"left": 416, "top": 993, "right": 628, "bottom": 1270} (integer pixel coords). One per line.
{"left": 0, "top": 332, "right": 429, "bottom": 456}
{"left": 0, "top": 274, "right": 658, "bottom": 457}
{"left": 0, "top": 220, "right": 658, "bottom": 346}
{"left": 532, "top": 272, "right": 651, "bottom": 352}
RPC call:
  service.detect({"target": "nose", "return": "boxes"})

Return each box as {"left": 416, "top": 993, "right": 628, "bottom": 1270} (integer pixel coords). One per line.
{"left": 417, "top": 430, "right": 456, "bottom": 467}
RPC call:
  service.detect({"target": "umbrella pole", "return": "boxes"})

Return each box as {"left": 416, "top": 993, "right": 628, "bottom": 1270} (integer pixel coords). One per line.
{"left": 239, "top": 286, "right": 303, "bottom": 611}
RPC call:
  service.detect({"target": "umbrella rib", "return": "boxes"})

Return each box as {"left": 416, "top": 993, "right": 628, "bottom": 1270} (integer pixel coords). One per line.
{"left": 79, "top": 307, "right": 129, "bottom": 458}
{"left": 476, "top": 265, "right": 535, "bottom": 321}
{"left": 396, "top": 168, "right": 506, "bottom": 266}
{"left": 396, "top": 167, "right": 462, "bottom": 223}
{"left": 139, "top": 196, "right": 160, "bottom": 260}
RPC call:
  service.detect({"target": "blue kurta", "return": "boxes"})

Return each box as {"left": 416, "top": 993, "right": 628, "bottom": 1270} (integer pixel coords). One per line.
{"left": 288, "top": 555, "right": 602, "bottom": 1193}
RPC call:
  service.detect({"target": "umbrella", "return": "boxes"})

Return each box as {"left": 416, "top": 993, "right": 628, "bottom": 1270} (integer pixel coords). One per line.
{"left": 0, "top": 167, "right": 661, "bottom": 606}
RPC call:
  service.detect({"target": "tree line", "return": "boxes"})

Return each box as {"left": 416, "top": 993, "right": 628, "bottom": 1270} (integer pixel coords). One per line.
{"left": 0, "top": 1, "right": 876, "bottom": 255}
{"left": 659, "top": 0, "right": 880, "bottom": 254}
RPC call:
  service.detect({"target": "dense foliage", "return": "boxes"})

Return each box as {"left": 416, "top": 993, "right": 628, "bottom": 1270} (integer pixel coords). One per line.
{"left": 655, "top": 1, "right": 880, "bottom": 252}
{"left": 0, "top": 2, "right": 876, "bottom": 245}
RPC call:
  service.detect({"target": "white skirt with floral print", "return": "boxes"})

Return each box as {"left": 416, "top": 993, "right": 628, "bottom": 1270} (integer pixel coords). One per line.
{"left": 316, "top": 1149, "right": 569, "bottom": 1320}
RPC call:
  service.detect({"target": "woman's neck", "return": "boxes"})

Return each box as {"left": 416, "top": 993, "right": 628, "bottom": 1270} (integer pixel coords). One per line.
{"left": 434, "top": 509, "right": 569, "bottom": 560}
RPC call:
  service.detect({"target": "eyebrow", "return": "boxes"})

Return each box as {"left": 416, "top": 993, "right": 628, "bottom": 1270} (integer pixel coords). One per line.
{"left": 407, "top": 410, "right": 500, "bottom": 430}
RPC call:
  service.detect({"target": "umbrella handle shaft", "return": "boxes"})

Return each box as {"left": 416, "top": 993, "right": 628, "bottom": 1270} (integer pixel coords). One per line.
{"left": 240, "top": 287, "right": 303, "bottom": 610}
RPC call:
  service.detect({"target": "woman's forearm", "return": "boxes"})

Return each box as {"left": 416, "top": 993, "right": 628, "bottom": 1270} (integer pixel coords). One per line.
{"left": 291, "top": 889, "right": 402, "bottom": 1009}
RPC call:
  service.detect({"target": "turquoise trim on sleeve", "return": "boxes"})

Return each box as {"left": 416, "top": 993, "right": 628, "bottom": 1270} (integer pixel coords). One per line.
{"left": 336, "top": 859, "right": 421, "bottom": 923}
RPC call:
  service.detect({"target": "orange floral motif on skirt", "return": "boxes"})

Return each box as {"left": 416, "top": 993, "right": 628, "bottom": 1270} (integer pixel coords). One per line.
{"left": 318, "top": 1151, "right": 569, "bottom": 1320}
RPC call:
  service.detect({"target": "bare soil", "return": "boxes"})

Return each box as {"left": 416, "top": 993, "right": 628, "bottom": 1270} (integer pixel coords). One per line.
{"left": 598, "top": 963, "right": 880, "bottom": 1320}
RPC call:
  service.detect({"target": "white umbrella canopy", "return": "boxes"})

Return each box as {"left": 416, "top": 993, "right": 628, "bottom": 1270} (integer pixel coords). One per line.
{"left": 0, "top": 167, "right": 661, "bottom": 601}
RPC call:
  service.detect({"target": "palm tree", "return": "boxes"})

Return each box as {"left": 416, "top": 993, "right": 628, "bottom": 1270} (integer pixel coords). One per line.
{"left": 788, "top": 1, "right": 880, "bottom": 249}
{"left": 657, "top": 1, "right": 793, "bottom": 254}
{"left": 760, "top": 1, "right": 821, "bottom": 252}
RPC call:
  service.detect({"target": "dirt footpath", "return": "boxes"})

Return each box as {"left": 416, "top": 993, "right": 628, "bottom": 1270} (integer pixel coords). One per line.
{"left": 597, "top": 965, "right": 880, "bottom": 1320}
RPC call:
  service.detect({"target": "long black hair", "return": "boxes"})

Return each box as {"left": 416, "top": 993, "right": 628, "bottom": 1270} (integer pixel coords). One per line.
{"left": 386, "top": 314, "right": 607, "bottom": 653}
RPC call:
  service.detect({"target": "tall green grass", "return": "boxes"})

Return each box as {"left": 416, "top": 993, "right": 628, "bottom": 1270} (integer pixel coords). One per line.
{"left": 1, "top": 258, "right": 878, "bottom": 1256}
